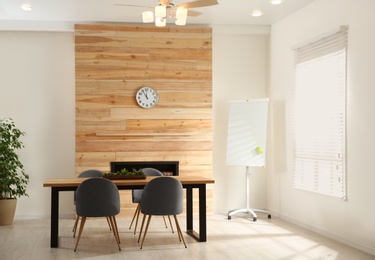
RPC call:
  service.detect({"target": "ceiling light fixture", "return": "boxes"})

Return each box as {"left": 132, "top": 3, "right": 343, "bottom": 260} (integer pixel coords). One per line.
{"left": 141, "top": 4, "right": 188, "bottom": 27}
{"left": 155, "top": 5, "right": 167, "bottom": 18}
{"left": 155, "top": 17, "right": 166, "bottom": 27}
{"left": 115, "top": 0, "right": 219, "bottom": 27}
{"left": 251, "top": 9, "right": 263, "bottom": 17}
{"left": 142, "top": 11, "right": 154, "bottom": 23}
{"left": 21, "top": 3, "right": 33, "bottom": 11}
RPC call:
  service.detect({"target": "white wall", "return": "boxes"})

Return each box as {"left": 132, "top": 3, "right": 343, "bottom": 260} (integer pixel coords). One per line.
{"left": 212, "top": 26, "right": 269, "bottom": 214}
{"left": 268, "top": 0, "right": 375, "bottom": 255}
{"left": 0, "top": 31, "right": 76, "bottom": 217}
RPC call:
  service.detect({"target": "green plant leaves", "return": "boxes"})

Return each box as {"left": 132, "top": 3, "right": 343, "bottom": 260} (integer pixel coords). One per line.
{"left": 0, "top": 118, "right": 29, "bottom": 199}
{"left": 103, "top": 168, "right": 144, "bottom": 177}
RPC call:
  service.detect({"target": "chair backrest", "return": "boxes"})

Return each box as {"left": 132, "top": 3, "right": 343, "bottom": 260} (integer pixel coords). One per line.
{"left": 76, "top": 178, "right": 120, "bottom": 217}
{"left": 142, "top": 168, "right": 164, "bottom": 176}
{"left": 140, "top": 177, "right": 183, "bottom": 216}
{"left": 132, "top": 168, "right": 164, "bottom": 203}
{"left": 74, "top": 169, "right": 104, "bottom": 204}
{"left": 78, "top": 169, "right": 104, "bottom": 178}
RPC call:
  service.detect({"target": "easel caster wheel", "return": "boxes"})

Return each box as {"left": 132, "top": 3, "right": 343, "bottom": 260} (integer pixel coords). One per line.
{"left": 228, "top": 216, "right": 232, "bottom": 220}
{"left": 252, "top": 217, "right": 257, "bottom": 222}
{"left": 268, "top": 215, "right": 271, "bottom": 219}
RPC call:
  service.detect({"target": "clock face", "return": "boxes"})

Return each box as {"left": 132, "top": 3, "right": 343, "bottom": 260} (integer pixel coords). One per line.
{"left": 136, "top": 87, "right": 158, "bottom": 108}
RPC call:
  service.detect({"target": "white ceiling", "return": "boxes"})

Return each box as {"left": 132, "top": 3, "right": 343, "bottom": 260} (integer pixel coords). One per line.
{"left": 0, "top": 0, "right": 315, "bottom": 26}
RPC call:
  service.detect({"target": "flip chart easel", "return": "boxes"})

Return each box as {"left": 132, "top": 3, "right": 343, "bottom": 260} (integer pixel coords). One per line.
{"left": 226, "top": 98, "right": 271, "bottom": 221}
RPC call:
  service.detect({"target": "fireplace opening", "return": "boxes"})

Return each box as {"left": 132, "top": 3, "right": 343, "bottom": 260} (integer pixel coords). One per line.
{"left": 110, "top": 161, "right": 179, "bottom": 176}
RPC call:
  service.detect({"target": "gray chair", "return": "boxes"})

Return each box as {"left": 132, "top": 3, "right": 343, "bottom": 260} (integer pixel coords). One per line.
{"left": 76, "top": 169, "right": 104, "bottom": 178}
{"left": 72, "top": 169, "right": 105, "bottom": 237}
{"left": 129, "top": 168, "right": 173, "bottom": 234}
{"left": 74, "top": 177, "right": 121, "bottom": 251}
{"left": 138, "top": 177, "right": 187, "bottom": 249}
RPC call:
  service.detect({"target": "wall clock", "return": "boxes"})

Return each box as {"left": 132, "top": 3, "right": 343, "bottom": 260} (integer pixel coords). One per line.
{"left": 136, "top": 86, "right": 159, "bottom": 108}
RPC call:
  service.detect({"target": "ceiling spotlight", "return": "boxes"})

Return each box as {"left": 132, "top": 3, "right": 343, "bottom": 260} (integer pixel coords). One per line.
{"left": 270, "top": 0, "right": 283, "bottom": 4}
{"left": 251, "top": 9, "right": 263, "bottom": 17}
{"left": 21, "top": 3, "right": 33, "bottom": 11}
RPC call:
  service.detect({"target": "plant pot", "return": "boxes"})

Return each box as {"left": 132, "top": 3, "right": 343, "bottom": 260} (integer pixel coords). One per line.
{"left": 0, "top": 198, "right": 17, "bottom": 226}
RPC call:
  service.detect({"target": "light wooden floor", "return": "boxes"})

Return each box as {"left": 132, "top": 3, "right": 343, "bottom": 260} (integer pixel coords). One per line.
{"left": 0, "top": 214, "right": 374, "bottom": 260}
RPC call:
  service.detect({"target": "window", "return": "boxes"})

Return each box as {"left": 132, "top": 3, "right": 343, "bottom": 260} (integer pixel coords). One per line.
{"left": 292, "top": 26, "right": 348, "bottom": 199}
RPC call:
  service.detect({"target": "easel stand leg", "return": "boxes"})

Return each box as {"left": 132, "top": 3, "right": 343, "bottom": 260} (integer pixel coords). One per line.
{"left": 227, "top": 166, "right": 271, "bottom": 222}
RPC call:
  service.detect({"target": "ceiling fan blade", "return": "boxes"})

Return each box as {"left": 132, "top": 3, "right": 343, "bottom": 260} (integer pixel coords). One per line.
{"left": 158, "top": 0, "right": 170, "bottom": 6}
{"left": 114, "top": 4, "right": 152, "bottom": 8}
{"left": 177, "top": 0, "right": 218, "bottom": 9}
{"left": 187, "top": 10, "right": 202, "bottom": 17}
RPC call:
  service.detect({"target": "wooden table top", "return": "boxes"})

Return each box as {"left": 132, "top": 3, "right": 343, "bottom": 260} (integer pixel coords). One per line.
{"left": 43, "top": 175, "right": 215, "bottom": 187}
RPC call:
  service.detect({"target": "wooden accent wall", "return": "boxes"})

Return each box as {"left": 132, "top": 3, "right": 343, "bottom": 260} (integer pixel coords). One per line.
{"left": 74, "top": 24, "right": 213, "bottom": 216}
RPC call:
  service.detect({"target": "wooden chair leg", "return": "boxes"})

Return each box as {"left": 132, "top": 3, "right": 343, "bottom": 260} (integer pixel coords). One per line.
{"left": 106, "top": 216, "right": 112, "bottom": 231}
{"left": 109, "top": 216, "right": 121, "bottom": 251}
{"left": 112, "top": 216, "right": 121, "bottom": 244}
{"left": 173, "top": 215, "right": 187, "bottom": 248}
{"left": 137, "top": 214, "right": 146, "bottom": 243}
{"left": 74, "top": 216, "right": 87, "bottom": 252}
{"left": 133, "top": 204, "right": 141, "bottom": 235}
{"left": 129, "top": 204, "right": 140, "bottom": 230}
{"left": 162, "top": 216, "right": 168, "bottom": 228}
{"left": 167, "top": 215, "right": 174, "bottom": 233}
{"left": 140, "top": 215, "right": 152, "bottom": 249}
{"left": 72, "top": 215, "right": 79, "bottom": 237}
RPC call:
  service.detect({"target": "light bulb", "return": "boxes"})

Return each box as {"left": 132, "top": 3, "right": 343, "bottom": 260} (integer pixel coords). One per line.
{"left": 155, "top": 17, "right": 166, "bottom": 27}
{"left": 155, "top": 5, "right": 166, "bottom": 18}
{"left": 175, "top": 19, "right": 186, "bottom": 26}
{"left": 142, "top": 11, "right": 154, "bottom": 23}
{"left": 176, "top": 7, "right": 188, "bottom": 20}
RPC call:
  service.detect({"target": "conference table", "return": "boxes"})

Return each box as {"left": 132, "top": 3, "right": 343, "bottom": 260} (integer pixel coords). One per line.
{"left": 43, "top": 175, "right": 215, "bottom": 248}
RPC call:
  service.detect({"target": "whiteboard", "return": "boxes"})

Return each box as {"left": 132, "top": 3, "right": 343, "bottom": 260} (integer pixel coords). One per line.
{"left": 226, "top": 98, "right": 269, "bottom": 167}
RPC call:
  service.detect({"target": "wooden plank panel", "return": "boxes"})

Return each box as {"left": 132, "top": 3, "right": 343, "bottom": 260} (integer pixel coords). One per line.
{"left": 75, "top": 36, "right": 212, "bottom": 49}
{"left": 110, "top": 108, "right": 212, "bottom": 120}
{"left": 75, "top": 79, "right": 212, "bottom": 94}
{"left": 76, "top": 91, "right": 211, "bottom": 108}
{"left": 75, "top": 68, "right": 212, "bottom": 81}
{"left": 125, "top": 119, "right": 212, "bottom": 130}
{"left": 75, "top": 24, "right": 213, "bottom": 214}
{"left": 76, "top": 140, "right": 213, "bottom": 152}
{"left": 75, "top": 59, "right": 202, "bottom": 71}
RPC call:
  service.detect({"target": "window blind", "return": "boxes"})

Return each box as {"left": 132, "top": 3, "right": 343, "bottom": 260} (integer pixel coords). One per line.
{"left": 292, "top": 26, "right": 348, "bottom": 199}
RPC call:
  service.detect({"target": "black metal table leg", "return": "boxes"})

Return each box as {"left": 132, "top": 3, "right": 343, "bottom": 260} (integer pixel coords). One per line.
{"left": 186, "top": 187, "right": 193, "bottom": 232}
{"left": 199, "top": 184, "right": 207, "bottom": 242}
{"left": 51, "top": 187, "right": 59, "bottom": 248}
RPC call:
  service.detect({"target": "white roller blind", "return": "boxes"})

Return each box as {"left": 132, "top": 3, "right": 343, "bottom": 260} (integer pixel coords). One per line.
{"left": 292, "top": 26, "right": 348, "bottom": 199}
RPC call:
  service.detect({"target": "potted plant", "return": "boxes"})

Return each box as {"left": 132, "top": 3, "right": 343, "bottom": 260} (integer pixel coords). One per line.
{"left": 103, "top": 168, "right": 145, "bottom": 180}
{"left": 0, "top": 118, "right": 29, "bottom": 225}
